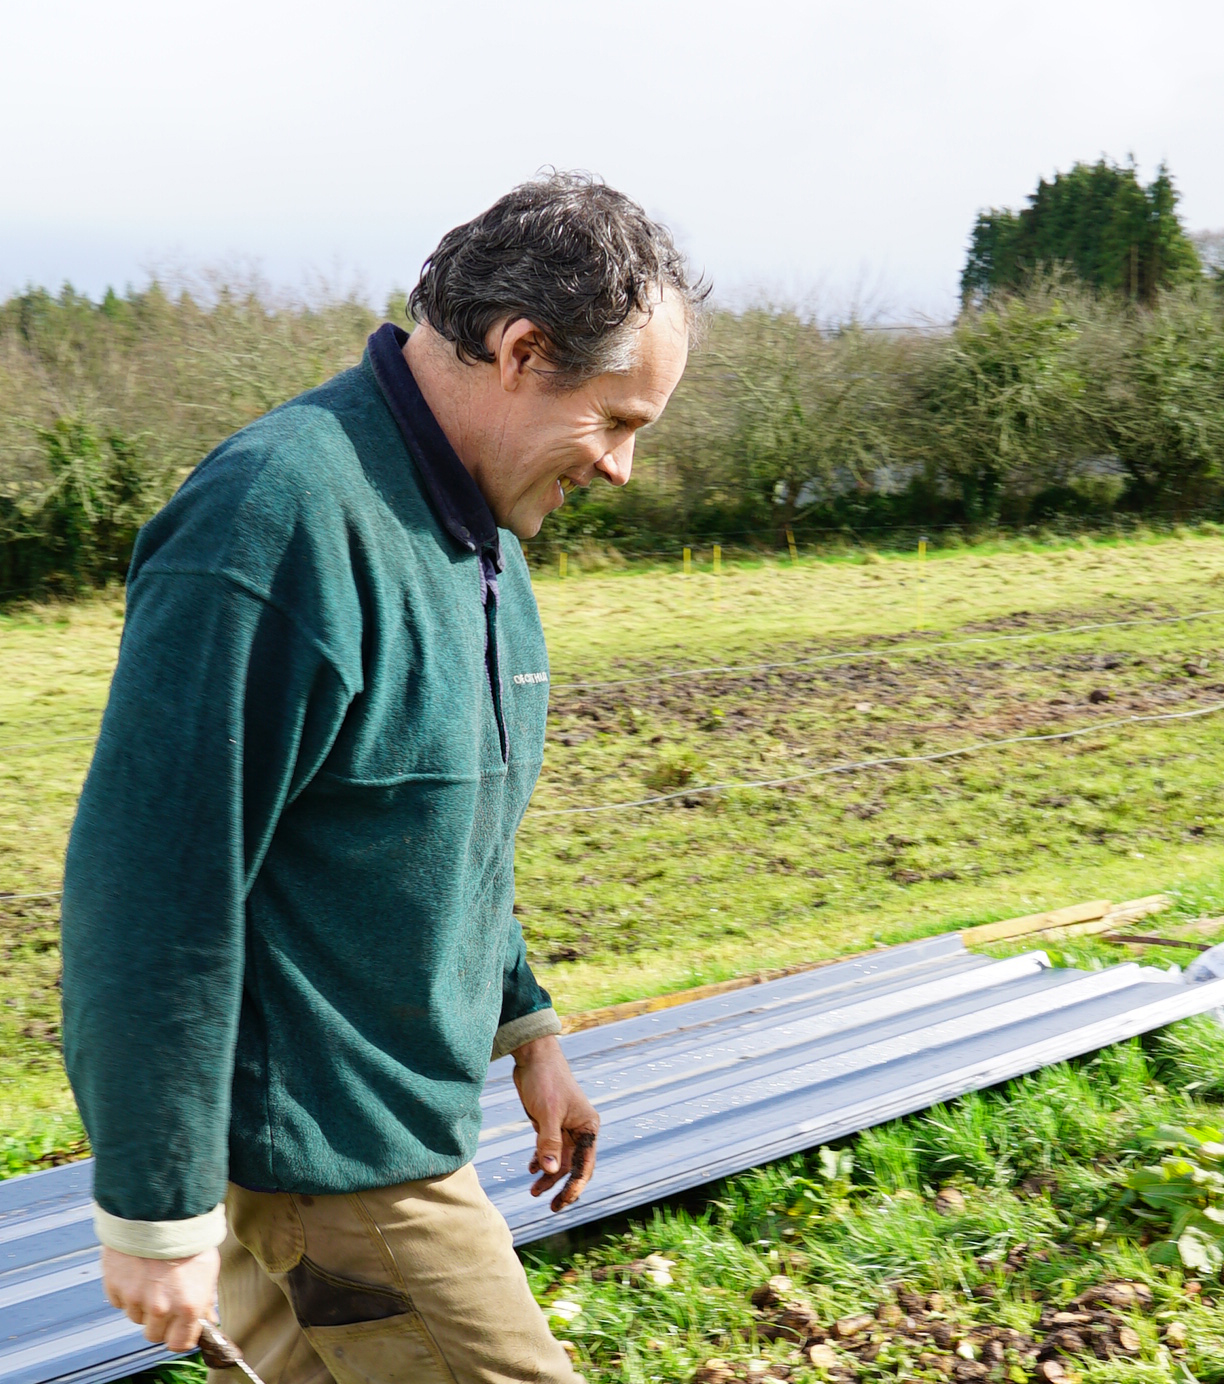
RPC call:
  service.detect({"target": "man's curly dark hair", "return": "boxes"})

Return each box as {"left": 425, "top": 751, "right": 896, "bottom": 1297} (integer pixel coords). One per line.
{"left": 408, "top": 171, "right": 708, "bottom": 384}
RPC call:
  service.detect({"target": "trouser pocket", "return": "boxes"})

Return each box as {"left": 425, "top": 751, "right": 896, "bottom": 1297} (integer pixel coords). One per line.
{"left": 303, "top": 1312, "right": 453, "bottom": 1384}
{"left": 285, "top": 1254, "right": 414, "bottom": 1328}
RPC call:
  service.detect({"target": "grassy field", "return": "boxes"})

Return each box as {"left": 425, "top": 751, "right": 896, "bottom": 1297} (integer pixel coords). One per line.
{"left": 522, "top": 530, "right": 1224, "bottom": 1005}
{"left": 7, "top": 528, "right": 1224, "bottom": 1146}
{"left": 7, "top": 527, "right": 1224, "bottom": 1380}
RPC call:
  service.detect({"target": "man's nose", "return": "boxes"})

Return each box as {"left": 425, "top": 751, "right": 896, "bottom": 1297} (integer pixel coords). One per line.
{"left": 596, "top": 436, "right": 635, "bottom": 487}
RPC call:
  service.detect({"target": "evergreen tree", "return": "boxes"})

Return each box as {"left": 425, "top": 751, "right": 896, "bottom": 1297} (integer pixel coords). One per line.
{"left": 962, "top": 159, "right": 1202, "bottom": 303}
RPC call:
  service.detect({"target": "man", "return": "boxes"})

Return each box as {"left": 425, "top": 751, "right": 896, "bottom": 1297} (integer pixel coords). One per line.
{"left": 61, "top": 172, "right": 701, "bottom": 1384}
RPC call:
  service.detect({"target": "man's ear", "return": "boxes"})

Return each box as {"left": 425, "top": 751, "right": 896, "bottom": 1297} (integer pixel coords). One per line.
{"left": 495, "top": 318, "right": 552, "bottom": 393}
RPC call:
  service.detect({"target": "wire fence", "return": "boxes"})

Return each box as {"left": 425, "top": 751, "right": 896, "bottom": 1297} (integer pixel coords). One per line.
{"left": 8, "top": 684, "right": 1223, "bottom": 903}
{"left": 525, "top": 701, "right": 1224, "bottom": 817}
{"left": 11, "top": 699, "right": 1222, "bottom": 905}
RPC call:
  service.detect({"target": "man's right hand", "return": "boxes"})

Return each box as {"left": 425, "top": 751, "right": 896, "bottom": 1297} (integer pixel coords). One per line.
{"left": 101, "top": 1246, "right": 220, "bottom": 1352}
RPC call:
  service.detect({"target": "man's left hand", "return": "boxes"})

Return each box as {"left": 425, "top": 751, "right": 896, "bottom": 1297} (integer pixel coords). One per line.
{"left": 512, "top": 1034, "right": 600, "bottom": 1212}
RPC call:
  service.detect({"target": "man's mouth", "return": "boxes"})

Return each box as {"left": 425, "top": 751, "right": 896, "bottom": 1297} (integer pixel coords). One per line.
{"left": 558, "top": 477, "right": 577, "bottom": 496}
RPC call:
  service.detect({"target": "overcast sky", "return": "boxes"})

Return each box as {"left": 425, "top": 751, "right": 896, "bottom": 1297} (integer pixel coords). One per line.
{"left": 3, "top": 0, "right": 1222, "bottom": 320}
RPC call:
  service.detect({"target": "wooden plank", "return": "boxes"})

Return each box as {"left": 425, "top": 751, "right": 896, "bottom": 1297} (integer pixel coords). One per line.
{"left": 559, "top": 955, "right": 861, "bottom": 1034}
{"left": 961, "top": 900, "right": 1111, "bottom": 946}
{"left": 562, "top": 896, "right": 1172, "bottom": 1035}
{"left": 1040, "top": 894, "right": 1172, "bottom": 940}
{"left": 1100, "top": 894, "right": 1172, "bottom": 927}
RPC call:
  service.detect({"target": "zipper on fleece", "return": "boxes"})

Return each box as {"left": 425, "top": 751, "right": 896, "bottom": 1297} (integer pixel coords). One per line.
{"left": 479, "top": 550, "right": 508, "bottom": 764}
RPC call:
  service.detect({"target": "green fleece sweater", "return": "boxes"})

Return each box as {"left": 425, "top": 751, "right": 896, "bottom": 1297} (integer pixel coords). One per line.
{"left": 61, "top": 342, "right": 557, "bottom": 1239}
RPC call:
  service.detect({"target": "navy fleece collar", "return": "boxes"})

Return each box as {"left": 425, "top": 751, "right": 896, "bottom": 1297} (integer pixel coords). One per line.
{"left": 367, "top": 322, "right": 502, "bottom": 570}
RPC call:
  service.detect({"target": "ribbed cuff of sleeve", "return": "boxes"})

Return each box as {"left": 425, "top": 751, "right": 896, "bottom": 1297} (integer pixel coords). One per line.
{"left": 93, "top": 1201, "right": 228, "bottom": 1259}
{"left": 492, "top": 1006, "right": 562, "bottom": 1060}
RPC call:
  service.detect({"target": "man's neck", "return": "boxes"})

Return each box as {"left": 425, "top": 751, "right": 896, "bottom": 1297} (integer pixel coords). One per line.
{"left": 401, "top": 326, "right": 485, "bottom": 486}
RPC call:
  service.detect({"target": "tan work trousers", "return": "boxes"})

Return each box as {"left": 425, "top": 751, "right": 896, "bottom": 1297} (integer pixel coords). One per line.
{"left": 209, "top": 1165, "right": 582, "bottom": 1384}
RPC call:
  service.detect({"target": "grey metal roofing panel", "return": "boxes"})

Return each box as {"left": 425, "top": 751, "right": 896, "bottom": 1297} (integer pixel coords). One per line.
{"left": 5, "top": 934, "right": 1224, "bottom": 1384}
{"left": 480, "top": 938, "right": 1224, "bottom": 1242}
{"left": 0, "top": 1164, "right": 167, "bottom": 1384}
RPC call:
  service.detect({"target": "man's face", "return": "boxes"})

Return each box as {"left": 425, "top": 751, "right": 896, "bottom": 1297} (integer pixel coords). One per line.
{"left": 482, "top": 291, "right": 690, "bottom": 539}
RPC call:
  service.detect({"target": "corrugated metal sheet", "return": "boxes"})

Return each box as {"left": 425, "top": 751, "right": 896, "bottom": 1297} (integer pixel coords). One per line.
{"left": 6, "top": 933, "right": 1224, "bottom": 1384}
{"left": 483, "top": 935, "right": 1224, "bottom": 1241}
{"left": 0, "top": 1160, "right": 166, "bottom": 1384}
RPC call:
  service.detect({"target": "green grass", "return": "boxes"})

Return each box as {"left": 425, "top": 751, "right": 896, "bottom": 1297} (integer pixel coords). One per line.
{"left": 520, "top": 1022, "right": 1224, "bottom": 1383}
{"left": 123, "top": 1363, "right": 207, "bottom": 1384}
{"left": 518, "top": 526, "right": 1224, "bottom": 1010}
{"left": 8, "top": 527, "right": 1224, "bottom": 1380}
